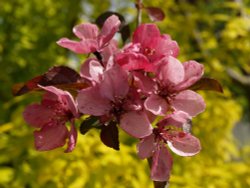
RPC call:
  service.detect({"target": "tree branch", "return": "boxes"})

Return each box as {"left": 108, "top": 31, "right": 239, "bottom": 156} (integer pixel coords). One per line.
{"left": 135, "top": 0, "right": 143, "bottom": 26}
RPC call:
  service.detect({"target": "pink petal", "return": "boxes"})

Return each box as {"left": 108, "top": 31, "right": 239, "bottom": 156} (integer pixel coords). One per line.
{"left": 40, "top": 85, "right": 64, "bottom": 99}
{"left": 41, "top": 86, "right": 68, "bottom": 106}
{"left": 80, "top": 58, "right": 104, "bottom": 83}
{"left": 158, "top": 111, "right": 190, "bottom": 128}
{"left": 40, "top": 86, "right": 78, "bottom": 117}
{"left": 144, "top": 94, "right": 168, "bottom": 116}
{"left": 133, "top": 72, "right": 156, "bottom": 94}
{"left": 77, "top": 86, "right": 111, "bottom": 116}
{"left": 175, "top": 60, "right": 204, "bottom": 91}
{"left": 151, "top": 146, "right": 173, "bottom": 182}
{"left": 139, "top": 35, "right": 179, "bottom": 63}
{"left": 168, "top": 133, "right": 201, "bottom": 156}
{"left": 34, "top": 124, "right": 68, "bottom": 151}
{"left": 133, "top": 24, "right": 161, "bottom": 46}
{"left": 149, "top": 35, "right": 179, "bottom": 62}
{"left": 120, "top": 111, "right": 152, "bottom": 138}
{"left": 23, "top": 104, "right": 54, "bottom": 128}
{"left": 115, "top": 52, "right": 153, "bottom": 72}
{"left": 56, "top": 38, "right": 97, "bottom": 54}
{"left": 98, "top": 15, "right": 121, "bottom": 48}
{"left": 62, "top": 92, "right": 79, "bottom": 118}
{"left": 122, "top": 42, "right": 141, "bottom": 53}
{"left": 161, "top": 34, "right": 179, "bottom": 57}
{"left": 172, "top": 90, "right": 206, "bottom": 117}
{"left": 101, "top": 39, "right": 118, "bottom": 63}
{"left": 137, "top": 133, "right": 155, "bottom": 159}
{"left": 122, "top": 88, "right": 143, "bottom": 111}
{"left": 157, "top": 56, "right": 185, "bottom": 87}
{"left": 65, "top": 123, "right": 78, "bottom": 153}
{"left": 73, "top": 23, "right": 99, "bottom": 39}
{"left": 99, "top": 64, "right": 129, "bottom": 101}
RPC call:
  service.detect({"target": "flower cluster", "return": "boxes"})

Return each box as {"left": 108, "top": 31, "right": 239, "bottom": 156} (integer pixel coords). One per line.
{"left": 23, "top": 15, "right": 206, "bottom": 182}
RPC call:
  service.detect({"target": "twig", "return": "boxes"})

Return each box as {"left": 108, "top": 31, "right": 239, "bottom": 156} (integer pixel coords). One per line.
{"left": 226, "top": 68, "right": 250, "bottom": 86}
{"left": 135, "top": 0, "right": 143, "bottom": 26}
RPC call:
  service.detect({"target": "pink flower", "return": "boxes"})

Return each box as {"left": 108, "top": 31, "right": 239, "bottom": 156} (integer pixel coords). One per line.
{"left": 137, "top": 111, "right": 201, "bottom": 181}
{"left": 23, "top": 86, "right": 79, "bottom": 152}
{"left": 132, "top": 24, "right": 179, "bottom": 62}
{"left": 57, "top": 15, "right": 120, "bottom": 54}
{"left": 77, "top": 63, "right": 152, "bottom": 138}
{"left": 115, "top": 24, "right": 179, "bottom": 72}
{"left": 142, "top": 56, "right": 206, "bottom": 117}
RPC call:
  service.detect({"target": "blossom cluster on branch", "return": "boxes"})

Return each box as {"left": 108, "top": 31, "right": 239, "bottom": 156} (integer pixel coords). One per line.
{"left": 20, "top": 15, "right": 222, "bottom": 182}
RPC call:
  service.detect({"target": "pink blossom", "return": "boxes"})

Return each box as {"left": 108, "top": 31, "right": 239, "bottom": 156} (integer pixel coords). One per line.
{"left": 23, "top": 86, "right": 78, "bottom": 152}
{"left": 132, "top": 24, "right": 179, "bottom": 62}
{"left": 57, "top": 15, "right": 120, "bottom": 54}
{"left": 142, "top": 56, "right": 206, "bottom": 117}
{"left": 116, "top": 24, "right": 179, "bottom": 72}
{"left": 77, "top": 63, "right": 152, "bottom": 138}
{"left": 137, "top": 111, "right": 201, "bottom": 181}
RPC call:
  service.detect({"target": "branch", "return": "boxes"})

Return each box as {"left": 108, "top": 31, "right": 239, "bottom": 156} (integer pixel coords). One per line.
{"left": 226, "top": 68, "right": 250, "bottom": 86}
{"left": 135, "top": 0, "right": 143, "bottom": 26}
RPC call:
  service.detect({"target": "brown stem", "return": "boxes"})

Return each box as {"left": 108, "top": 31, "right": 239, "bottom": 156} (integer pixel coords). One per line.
{"left": 135, "top": 0, "right": 143, "bottom": 26}
{"left": 147, "top": 158, "right": 169, "bottom": 188}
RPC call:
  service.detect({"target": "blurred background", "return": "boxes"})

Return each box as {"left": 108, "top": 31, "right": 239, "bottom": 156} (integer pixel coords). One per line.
{"left": 0, "top": 0, "right": 250, "bottom": 187}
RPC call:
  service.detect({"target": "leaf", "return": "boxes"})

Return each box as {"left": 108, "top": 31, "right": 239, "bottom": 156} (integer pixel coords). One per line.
{"left": 100, "top": 121, "right": 119, "bottom": 150}
{"left": 144, "top": 7, "right": 165, "bottom": 22}
{"left": 120, "top": 24, "right": 130, "bottom": 43}
{"left": 80, "top": 116, "right": 101, "bottom": 135}
{"left": 189, "top": 77, "right": 223, "bottom": 93}
{"left": 12, "top": 66, "right": 87, "bottom": 96}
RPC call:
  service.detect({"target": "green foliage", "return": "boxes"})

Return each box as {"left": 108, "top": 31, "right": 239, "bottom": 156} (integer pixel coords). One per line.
{"left": 0, "top": 0, "right": 81, "bottom": 123}
{"left": 1, "top": 0, "right": 250, "bottom": 187}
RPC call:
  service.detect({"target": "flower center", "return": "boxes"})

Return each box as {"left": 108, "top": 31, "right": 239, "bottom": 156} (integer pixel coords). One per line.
{"left": 110, "top": 96, "right": 125, "bottom": 117}
{"left": 143, "top": 47, "right": 155, "bottom": 56}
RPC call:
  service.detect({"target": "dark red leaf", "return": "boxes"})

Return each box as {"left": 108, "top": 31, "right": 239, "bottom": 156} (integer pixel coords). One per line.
{"left": 12, "top": 66, "right": 86, "bottom": 96}
{"left": 100, "top": 121, "right": 119, "bottom": 150}
{"left": 80, "top": 116, "right": 101, "bottom": 135}
{"left": 145, "top": 7, "right": 165, "bottom": 22}
{"left": 120, "top": 24, "right": 130, "bottom": 43}
{"left": 189, "top": 77, "right": 223, "bottom": 93}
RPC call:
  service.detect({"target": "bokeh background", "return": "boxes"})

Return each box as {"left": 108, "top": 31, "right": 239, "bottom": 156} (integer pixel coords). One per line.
{"left": 1, "top": 0, "right": 250, "bottom": 187}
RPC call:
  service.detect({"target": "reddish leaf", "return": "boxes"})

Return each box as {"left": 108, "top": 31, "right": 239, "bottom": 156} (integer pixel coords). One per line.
{"left": 12, "top": 76, "right": 43, "bottom": 96}
{"left": 100, "top": 121, "right": 119, "bottom": 150}
{"left": 80, "top": 116, "right": 101, "bottom": 135}
{"left": 145, "top": 7, "right": 165, "bottom": 22}
{"left": 12, "top": 66, "right": 87, "bottom": 96}
{"left": 120, "top": 24, "right": 130, "bottom": 43}
{"left": 189, "top": 77, "right": 223, "bottom": 93}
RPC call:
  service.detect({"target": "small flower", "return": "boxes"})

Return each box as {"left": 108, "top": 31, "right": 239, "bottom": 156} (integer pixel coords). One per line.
{"left": 115, "top": 24, "right": 179, "bottom": 72}
{"left": 57, "top": 15, "right": 120, "bottom": 54}
{"left": 23, "top": 86, "right": 79, "bottom": 152}
{"left": 137, "top": 111, "right": 201, "bottom": 181}
{"left": 142, "top": 56, "right": 206, "bottom": 117}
